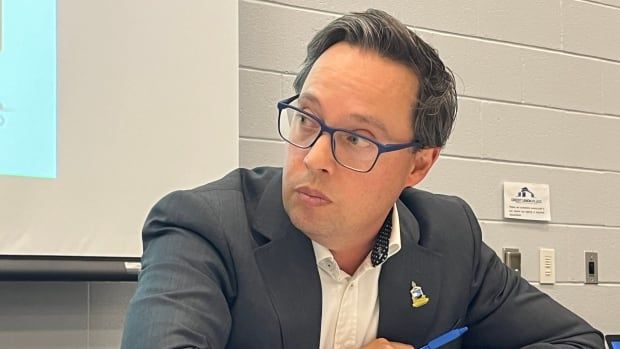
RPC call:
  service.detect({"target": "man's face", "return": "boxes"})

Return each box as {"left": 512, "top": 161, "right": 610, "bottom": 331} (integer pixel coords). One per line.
{"left": 282, "top": 42, "right": 425, "bottom": 250}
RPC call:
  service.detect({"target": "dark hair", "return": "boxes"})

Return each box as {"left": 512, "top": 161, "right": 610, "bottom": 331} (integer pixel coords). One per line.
{"left": 293, "top": 9, "right": 457, "bottom": 148}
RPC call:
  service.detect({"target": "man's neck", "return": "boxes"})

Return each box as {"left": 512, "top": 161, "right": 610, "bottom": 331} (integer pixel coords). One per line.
{"left": 330, "top": 238, "right": 374, "bottom": 275}
{"left": 311, "top": 207, "right": 394, "bottom": 275}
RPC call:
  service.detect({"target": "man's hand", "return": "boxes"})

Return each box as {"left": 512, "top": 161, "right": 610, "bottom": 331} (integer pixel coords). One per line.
{"left": 361, "top": 338, "right": 414, "bottom": 349}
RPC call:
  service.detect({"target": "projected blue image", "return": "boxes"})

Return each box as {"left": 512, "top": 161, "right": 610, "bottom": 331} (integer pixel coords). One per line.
{"left": 0, "top": 0, "right": 57, "bottom": 178}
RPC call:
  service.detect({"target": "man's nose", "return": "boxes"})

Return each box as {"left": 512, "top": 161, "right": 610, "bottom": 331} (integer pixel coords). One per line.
{"left": 303, "top": 132, "right": 336, "bottom": 173}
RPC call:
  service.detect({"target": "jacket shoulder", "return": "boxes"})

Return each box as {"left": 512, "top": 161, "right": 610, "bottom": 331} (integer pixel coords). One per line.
{"left": 147, "top": 167, "right": 281, "bottom": 241}
{"left": 190, "top": 166, "right": 281, "bottom": 195}
{"left": 399, "top": 187, "right": 480, "bottom": 248}
{"left": 399, "top": 187, "right": 474, "bottom": 221}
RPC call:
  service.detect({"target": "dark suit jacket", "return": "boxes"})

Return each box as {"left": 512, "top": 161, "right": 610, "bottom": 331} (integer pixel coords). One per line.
{"left": 121, "top": 167, "right": 603, "bottom": 349}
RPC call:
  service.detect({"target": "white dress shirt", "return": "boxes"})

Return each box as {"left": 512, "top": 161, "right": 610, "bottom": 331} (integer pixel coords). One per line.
{"left": 311, "top": 204, "right": 402, "bottom": 349}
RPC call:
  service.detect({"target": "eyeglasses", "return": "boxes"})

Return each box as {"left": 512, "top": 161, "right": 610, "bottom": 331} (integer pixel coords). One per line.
{"left": 277, "top": 94, "right": 423, "bottom": 173}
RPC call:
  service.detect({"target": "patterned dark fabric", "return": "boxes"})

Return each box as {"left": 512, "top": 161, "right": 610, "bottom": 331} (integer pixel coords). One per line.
{"left": 371, "top": 208, "right": 393, "bottom": 267}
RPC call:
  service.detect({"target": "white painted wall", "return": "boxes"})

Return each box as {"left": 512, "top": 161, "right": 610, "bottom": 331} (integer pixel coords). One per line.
{"left": 239, "top": 0, "right": 620, "bottom": 335}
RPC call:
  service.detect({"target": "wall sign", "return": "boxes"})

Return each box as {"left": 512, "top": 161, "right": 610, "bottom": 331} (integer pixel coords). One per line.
{"left": 503, "top": 182, "right": 551, "bottom": 221}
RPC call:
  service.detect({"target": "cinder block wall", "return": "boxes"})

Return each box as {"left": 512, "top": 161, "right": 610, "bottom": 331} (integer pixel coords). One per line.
{"left": 1, "top": 2, "right": 617, "bottom": 349}
{"left": 239, "top": 0, "right": 620, "bottom": 334}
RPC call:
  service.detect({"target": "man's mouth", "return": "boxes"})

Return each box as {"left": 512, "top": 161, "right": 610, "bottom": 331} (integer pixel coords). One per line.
{"left": 295, "top": 186, "right": 332, "bottom": 205}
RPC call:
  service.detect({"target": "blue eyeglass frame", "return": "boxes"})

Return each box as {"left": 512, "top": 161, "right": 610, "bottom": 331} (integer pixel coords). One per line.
{"left": 277, "top": 94, "right": 424, "bottom": 173}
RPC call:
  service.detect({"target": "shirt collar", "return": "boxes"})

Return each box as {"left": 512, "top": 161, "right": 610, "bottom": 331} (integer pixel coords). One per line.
{"left": 387, "top": 203, "right": 402, "bottom": 258}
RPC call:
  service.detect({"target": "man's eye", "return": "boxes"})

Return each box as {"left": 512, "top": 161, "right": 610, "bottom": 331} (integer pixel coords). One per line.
{"left": 296, "top": 114, "right": 313, "bottom": 126}
{"left": 347, "top": 134, "right": 360, "bottom": 145}
{"left": 346, "top": 134, "right": 371, "bottom": 148}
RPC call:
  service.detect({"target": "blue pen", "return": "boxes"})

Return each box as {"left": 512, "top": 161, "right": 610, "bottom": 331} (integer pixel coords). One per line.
{"left": 420, "top": 326, "right": 468, "bottom": 349}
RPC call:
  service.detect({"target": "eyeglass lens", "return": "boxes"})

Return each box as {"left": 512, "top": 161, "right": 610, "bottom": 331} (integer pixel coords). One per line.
{"left": 279, "top": 107, "right": 379, "bottom": 172}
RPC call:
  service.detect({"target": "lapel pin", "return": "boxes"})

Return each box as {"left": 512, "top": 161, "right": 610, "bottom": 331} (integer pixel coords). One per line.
{"left": 410, "top": 281, "right": 429, "bottom": 308}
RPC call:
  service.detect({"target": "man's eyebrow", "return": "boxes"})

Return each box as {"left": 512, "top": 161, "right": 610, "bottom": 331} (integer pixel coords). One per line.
{"left": 298, "top": 92, "right": 321, "bottom": 107}
{"left": 298, "top": 92, "right": 389, "bottom": 135}
{"left": 348, "top": 113, "right": 388, "bottom": 135}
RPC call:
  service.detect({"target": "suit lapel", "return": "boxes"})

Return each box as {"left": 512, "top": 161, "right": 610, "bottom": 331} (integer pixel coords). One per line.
{"left": 378, "top": 200, "right": 444, "bottom": 348}
{"left": 252, "top": 174, "right": 322, "bottom": 349}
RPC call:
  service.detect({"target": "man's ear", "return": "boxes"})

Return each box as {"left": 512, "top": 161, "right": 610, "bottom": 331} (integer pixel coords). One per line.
{"left": 404, "top": 147, "right": 441, "bottom": 188}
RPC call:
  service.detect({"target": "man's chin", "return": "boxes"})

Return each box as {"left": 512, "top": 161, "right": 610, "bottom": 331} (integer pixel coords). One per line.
{"left": 286, "top": 206, "right": 309, "bottom": 230}
{"left": 287, "top": 206, "right": 321, "bottom": 235}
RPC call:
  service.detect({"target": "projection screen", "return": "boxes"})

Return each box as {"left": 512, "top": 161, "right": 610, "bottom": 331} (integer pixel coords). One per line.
{"left": 0, "top": 0, "right": 239, "bottom": 257}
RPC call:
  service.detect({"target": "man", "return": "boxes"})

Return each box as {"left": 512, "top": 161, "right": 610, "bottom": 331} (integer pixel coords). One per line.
{"left": 122, "top": 9, "right": 603, "bottom": 349}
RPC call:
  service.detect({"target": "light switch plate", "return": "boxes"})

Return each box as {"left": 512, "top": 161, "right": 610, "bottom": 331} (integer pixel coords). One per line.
{"left": 539, "top": 248, "right": 555, "bottom": 284}
{"left": 585, "top": 251, "right": 598, "bottom": 284}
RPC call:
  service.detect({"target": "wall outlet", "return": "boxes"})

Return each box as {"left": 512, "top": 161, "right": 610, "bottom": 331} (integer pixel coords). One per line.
{"left": 503, "top": 247, "right": 521, "bottom": 276}
{"left": 539, "top": 248, "right": 555, "bottom": 284}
